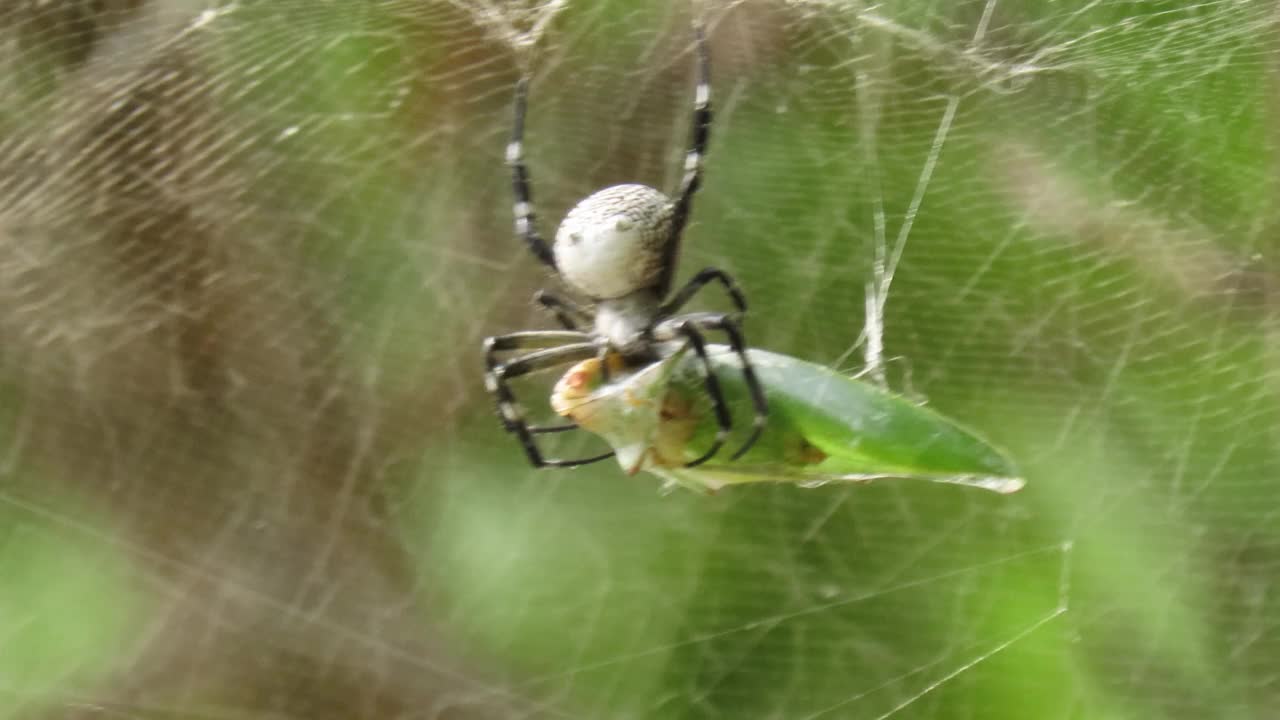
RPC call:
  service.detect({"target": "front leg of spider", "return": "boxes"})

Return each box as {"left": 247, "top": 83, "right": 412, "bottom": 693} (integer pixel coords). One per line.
{"left": 482, "top": 22, "right": 768, "bottom": 470}
{"left": 484, "top": 333, "right": 614, "bottom": 465}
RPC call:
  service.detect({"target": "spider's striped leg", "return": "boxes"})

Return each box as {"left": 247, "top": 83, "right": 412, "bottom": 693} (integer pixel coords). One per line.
{"left": 654, "top": 319, "right": 731, "bottom": 468}
{"left": 669, "top": 312, "right": 769, "bottom": 460}
{"left": 533, "top": 290, "right": 593, "bottom": 331}
{"left": 509, "top": 78, "right": 557, "bottom": 269}
{"left": 485, "top": 330, "right": 593, "bottom": 435}
{"left": 484, "top": 336, "right": 615, "bottom": 467}
{"left": 485, "top": 330, "right": 590, "bottom": 370}
{"left": 656, "top": 23, "right": 712, "bottom": 296}
{"left": 660, "top": 266, "right": 746, "bottom": 317}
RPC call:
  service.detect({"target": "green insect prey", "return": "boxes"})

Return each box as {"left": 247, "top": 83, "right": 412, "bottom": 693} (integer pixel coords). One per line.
{"left": 552, "top": 346, "right": 1023, "bottom": 495}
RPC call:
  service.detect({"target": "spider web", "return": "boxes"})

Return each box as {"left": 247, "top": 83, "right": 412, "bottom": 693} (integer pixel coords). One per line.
{"left": 0, "top": 0, "right": 1277, "bottom": 718}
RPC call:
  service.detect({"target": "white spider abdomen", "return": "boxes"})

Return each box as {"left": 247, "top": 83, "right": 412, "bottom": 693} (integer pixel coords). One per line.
{"left": 554, "top": 184, "right": 672, "bottom": 299}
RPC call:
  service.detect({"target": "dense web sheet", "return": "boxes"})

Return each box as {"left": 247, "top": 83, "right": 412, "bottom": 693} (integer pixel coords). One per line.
{"left": 1, "top": 1, "right": 1278, "bottom": 718}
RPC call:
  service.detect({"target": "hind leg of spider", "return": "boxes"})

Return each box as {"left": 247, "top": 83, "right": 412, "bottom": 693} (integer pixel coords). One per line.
{"left": 660, "top": 267, "right": 747, "bottom": 317}
{"left": 661, "top": 312, "right": 769, "bottom": 460}
{"left": 653, "top": 320, "right": 732, "bottom": 468}
{"left": 485, "top": 340, "right": 614, "bottom": 467}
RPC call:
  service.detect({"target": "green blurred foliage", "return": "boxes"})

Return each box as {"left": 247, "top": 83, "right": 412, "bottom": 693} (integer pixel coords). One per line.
{"left": 0, "top": 503, "right": 139, "bottom": 717}
{"left": 3, "top": 0, "right": 1278, "bottom": 718}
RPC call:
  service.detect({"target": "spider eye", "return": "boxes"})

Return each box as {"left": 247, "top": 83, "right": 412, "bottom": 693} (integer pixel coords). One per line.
{"left": 569, "top": 231, "right": 583, "bottom": 244}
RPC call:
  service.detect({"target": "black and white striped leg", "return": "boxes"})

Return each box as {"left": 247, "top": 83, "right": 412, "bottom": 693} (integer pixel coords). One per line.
{"left": 656, "top": 23, "right": 712, "bottom": 295}
{"left": 533, "top": 290, "right": 593, "bottom": 331}
{"left": 485, "top": 331, "right": 591, "bottom": 437}
{"left": 484, "top": 330, "right": 591, "bottom": 370}
{"left": 660, "top": 266, "right": 747, "bottom": 317}
{"left": 484, "top": 338, "right": 615, "bottom": 467}
{"left": 495, "top": 342, "right": 609, "bottom": 447}
{"left": 681, "top": 313, "right": 769, "bottom": 459}
{"left": 484, "top": 331, "right": 591, "bottom": 435}
{"left": 509, "top": 78, "right": 557, "bottom": 270}
{"left": 662, "top": 320, "right": 732, "bottom": 468}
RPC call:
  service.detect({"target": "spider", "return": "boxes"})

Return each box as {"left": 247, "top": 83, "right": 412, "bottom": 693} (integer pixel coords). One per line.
{"left": 483, "top": 24, "right": 768, "bottom": 469}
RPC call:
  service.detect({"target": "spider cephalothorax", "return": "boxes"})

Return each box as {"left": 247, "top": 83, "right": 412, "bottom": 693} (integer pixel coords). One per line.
{"left": 484, "top": 24, "right": 768, "bottom": 468}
